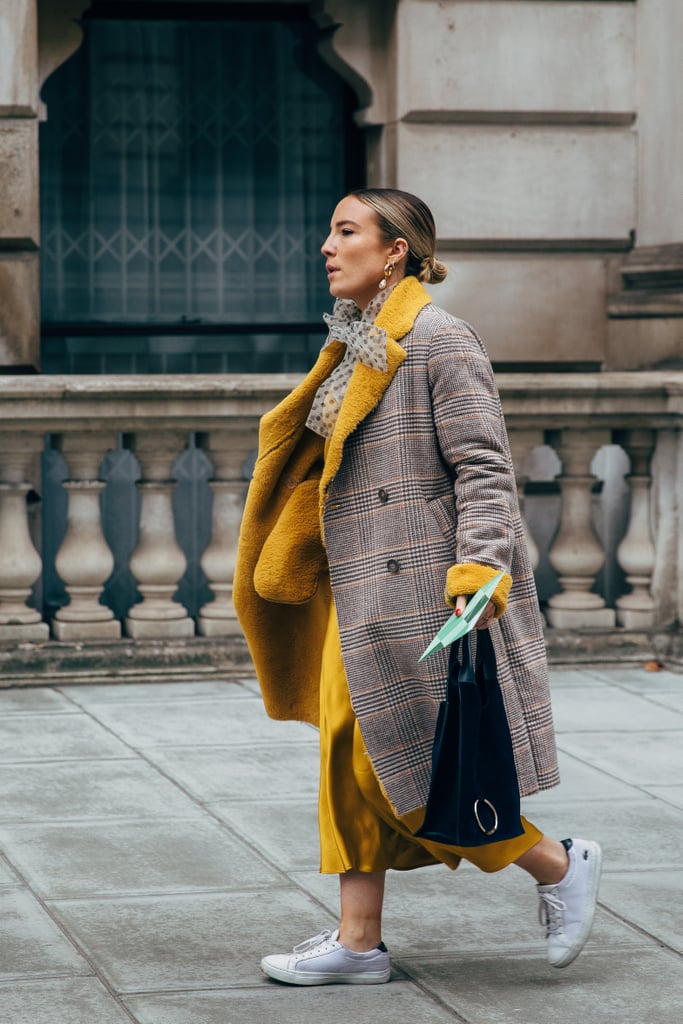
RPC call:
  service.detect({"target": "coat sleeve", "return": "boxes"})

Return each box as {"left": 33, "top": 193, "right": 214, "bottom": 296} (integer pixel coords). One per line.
{"left": 427, "top": 321, "right": 515, "bottom": 617}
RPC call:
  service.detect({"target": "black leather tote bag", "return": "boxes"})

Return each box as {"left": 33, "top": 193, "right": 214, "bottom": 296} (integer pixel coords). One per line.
{"left": 415, "top": 629, "right": 524, "bottom": 847}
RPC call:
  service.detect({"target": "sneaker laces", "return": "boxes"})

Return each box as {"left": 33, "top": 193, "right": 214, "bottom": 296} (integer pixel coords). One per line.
{"left": 538, "top": 890, "right": 567, "bottom": 937}
{"left": 292, "top": 929, "right": 334, "bottom": 954}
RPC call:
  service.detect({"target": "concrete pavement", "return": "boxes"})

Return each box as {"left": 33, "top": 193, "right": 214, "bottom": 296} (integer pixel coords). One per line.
{"left": 0, "top": 662, "right": 681, "bottom": 1023}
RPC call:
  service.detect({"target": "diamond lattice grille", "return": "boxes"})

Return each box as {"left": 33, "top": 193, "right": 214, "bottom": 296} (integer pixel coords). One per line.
{"left": 40, "top": 18, "right": 348, "bottom": 327}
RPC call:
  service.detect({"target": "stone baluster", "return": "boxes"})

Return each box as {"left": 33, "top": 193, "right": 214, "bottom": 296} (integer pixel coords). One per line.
{"left": 545, "top": 428, "right": 616, "bottom": 628}
{"left": 0, "top": 432, "right": 49, "bottom": 640}
{"left": 196, "top": 423, "right": 257, "bottom": 636}
{"left": 613, "top": 429, "right": 657, "bottom": 629}
{"left": 507, "top": 428, "right": 544, "bottom": 572}
{"left": 124, "top": 431, "right": 194, "bottom": 639}
{"left": 51, "top": 433, "right": 121, "bottom": 640}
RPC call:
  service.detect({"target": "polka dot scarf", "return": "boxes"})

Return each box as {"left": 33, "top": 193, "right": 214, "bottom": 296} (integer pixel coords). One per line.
{"left": 306, "top": 290, "right": 390, "bottom": 438}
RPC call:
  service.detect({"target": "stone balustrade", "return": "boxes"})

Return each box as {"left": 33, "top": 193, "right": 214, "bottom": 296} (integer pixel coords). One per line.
{"left": 0, "top": 372, "right": 681, "bottom": 650}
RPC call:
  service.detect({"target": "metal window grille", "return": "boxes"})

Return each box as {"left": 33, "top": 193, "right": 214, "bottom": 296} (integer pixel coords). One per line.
{"left": 40, "top": 15, "right": 358, "bottom": 373}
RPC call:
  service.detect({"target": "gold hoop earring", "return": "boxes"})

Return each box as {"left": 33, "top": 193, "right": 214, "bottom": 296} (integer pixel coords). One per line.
{"left": 378, "top": 262, "right": 394, "bottom": 290}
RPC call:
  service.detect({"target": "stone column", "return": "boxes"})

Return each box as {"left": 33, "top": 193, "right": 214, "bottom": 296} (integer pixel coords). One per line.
{"left": 636, "top": 0, "right": 683, "bottom": 249}
{"left": 507, "top": 428, "right": 543, "bottom": 572}
{"left": 613, "top": 429, "right": 657, "bottom": 629}
{"left": 124, "top": 431, "right": 194, "bottom": 639}
{"left": 545, "top": 428, "right": 616, "bottom": 629}
{"left": 0, "top": 431, "right": 49, "bottom": 639}
{"left": 196, "top": 423, "right": 257, "bottom": 637}
{"left": 606, "top": 0, "right": 683, "bottom": 369}
{"left": 52, "top": 433, "right": 120, "bottom": 640}
{"left": 0, "top": 0, "right": 40, "bottom": 370}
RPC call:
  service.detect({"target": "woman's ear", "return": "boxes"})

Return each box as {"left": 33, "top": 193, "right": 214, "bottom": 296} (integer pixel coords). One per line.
{"left": 390, "top": 237, "right": 409, "bottom": 262}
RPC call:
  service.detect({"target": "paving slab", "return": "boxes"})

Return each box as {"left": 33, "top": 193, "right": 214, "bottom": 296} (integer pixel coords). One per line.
{"left": 209, "top": 799, "right": 320, "bottom": 872}
{"left": 642, "top": 688, "right": 683, "bottom": 714}
{"left": 149, "top": 742, "right": 319, "bottom": 803}
{"left": 549, "top": 684, "right": 683, "bottom": 732}
{"left": 0, "top": 664, "right": 680, "bottom": 1023}
{"left": 0, "top": 817, "right": 282, "bottom": 898}
{"left": 80, "top": 696, "right": 314, "bottom": 749}
{"left": 0, "top": 759, "right": 204, "bottom": 823}
{"left": 123, "top": 979, "right": 459, "bottom": 1024}
{"left": 548, "top": 668, "right": 627, "bottom": 689}
{"left": 520, "top": 795, "right": 682, "bottom": 871}
{"left": 46, "top": 888, "right": 339, "bottom": 993}
{"left": 0, "top": 855, "right": 20, "bottom": 888}
{"left": 521, "top": 750, "right": 638, "bottom": 806}
{"left": 0, "top": 687, "right": 78, "bottom": 713}
{"left": 586, "top": 666, "right": 683, "bottom": 691}
{"left": 403, "top": 947, "right": 683, "bottom": 1024}
{"left": 642, "top": 783, "right": 683, "bottom": 809}
{"left": 557, "top": 729, "right": 683, "bottom": 787}
{"left": 0, "top": 888, "right": 90, "bottom": 982}
{"left": 0, "top": 977, "right": 132, "bottom": 1024}
{"left": 0, "top": 712, "right": 132, "bottom": 762}
{"left": 600, "top": 869, "right": 683, "bottom": 953}
{"left": 59, "top": 679, "right": 253, "bottom": 705}
{"left": 237, "top": 677, "right": 266, "bottom": 696}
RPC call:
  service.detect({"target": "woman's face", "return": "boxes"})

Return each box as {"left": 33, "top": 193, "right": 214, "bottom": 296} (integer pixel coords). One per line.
{"left": 321, "top": 195, "right": 405, "bottom": 311}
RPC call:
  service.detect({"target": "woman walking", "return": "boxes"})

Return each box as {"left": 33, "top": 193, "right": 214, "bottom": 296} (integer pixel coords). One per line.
{"left": 234, "top": 187, "right": 601, "bottom": 985}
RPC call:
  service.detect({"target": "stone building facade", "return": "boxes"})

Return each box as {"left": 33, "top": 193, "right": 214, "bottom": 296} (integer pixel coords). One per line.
{"left": 0, "top": 0, "right": 681, "bottom": 663}
{"left": 1, "top": 0, "right": 681, "bottom": 371}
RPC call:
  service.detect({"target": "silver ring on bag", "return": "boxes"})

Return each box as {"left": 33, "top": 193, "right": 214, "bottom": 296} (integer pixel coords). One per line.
{"left": 474, "top": 798, "right": 499, "bottom": 836}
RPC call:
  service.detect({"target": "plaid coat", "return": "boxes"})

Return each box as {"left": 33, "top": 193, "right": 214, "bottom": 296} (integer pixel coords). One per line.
{"left": 234, "top": 276, "right": 559, "bottom": 817}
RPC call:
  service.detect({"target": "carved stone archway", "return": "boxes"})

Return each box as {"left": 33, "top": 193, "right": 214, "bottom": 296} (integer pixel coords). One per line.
{"left": 38, "top": 1, "right": 91, "bottom": 120}
{"left": 311, "top": 0, "right": 396, "bottom": 184}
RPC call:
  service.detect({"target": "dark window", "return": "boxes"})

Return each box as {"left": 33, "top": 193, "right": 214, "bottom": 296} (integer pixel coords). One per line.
{"left": 40, "top": 4, "right": 364, "bottom": 373}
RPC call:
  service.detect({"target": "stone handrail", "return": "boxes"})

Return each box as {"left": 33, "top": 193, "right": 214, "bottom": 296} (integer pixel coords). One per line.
{"left": 0, "top": 371, "right": 681, "bottom": 651}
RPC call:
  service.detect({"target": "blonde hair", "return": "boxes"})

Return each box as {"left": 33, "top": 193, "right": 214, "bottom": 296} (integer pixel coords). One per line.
{"left": 350, "top": 188, "right": 448, "bottom": 285}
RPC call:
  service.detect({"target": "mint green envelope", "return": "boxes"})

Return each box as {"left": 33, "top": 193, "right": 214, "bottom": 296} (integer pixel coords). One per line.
{"left": 418, "top": 570, "right": 505, "bottom": 662}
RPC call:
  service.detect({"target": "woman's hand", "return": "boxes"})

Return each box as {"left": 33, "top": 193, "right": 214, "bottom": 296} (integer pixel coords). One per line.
{"left": 453, "top": 595, "right": 496, "bottom": 630}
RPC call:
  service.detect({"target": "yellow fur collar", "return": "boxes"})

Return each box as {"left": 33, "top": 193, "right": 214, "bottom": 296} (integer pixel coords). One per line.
{"left": 320, "top": 276, "right": 432, "bottom": 504}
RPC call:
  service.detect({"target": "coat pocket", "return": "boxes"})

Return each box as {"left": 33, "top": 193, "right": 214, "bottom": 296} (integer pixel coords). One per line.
{"left": 425, "top": 492, "right": 458, "bottom": 553}
{"left": 253, "top": 478, "right": 326, "bottom": 605}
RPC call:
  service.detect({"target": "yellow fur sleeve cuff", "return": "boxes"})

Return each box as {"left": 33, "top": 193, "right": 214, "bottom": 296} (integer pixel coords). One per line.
{"left": 444, "top": 563, "right": 512, "bottom": 618}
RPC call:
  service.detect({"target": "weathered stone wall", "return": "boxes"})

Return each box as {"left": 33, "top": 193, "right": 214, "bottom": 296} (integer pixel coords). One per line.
{"left": 317, "top": 0, "right": 682, "bottom": 371}
{"left": 0, "top": 0, "right": 40, "bottom": 369}
{"left": 318, "top": 0, "right": 636, "bottom": 366}
{"left": 1, "top": 0, "right": 680, "bottom": 371}
{"left": 606, "top": 0, "right": 683, "bottom": 369}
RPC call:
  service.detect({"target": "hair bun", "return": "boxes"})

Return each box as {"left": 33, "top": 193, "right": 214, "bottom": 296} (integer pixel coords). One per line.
{"left": 420, "top": 254, "right": 448, "bottom": 285}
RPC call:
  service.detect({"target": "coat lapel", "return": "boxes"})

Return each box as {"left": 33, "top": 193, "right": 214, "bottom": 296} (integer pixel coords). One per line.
{"left": 320, "top": 276, "right": 432, "bottom": 499}
{"left": 257, "top": 341, "right": 345, "bottom": 462}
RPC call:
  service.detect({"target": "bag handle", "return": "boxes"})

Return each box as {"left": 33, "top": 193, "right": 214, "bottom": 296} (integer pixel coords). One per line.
{"left": 474, "top": 627, "right": 498, "bottom": 680}
{"left": 454, "top": 629, "right": 497, "bottom": 686}
{"left": 456, "top": 633, "right": 476, "bottom": 684}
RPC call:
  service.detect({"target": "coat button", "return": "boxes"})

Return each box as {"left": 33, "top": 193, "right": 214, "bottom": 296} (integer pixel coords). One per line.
{"left": 386, "top": 559, "right": 400, "bottom": 574}
{"left": 377, "top": 488, "right": 389, "bottom": 504}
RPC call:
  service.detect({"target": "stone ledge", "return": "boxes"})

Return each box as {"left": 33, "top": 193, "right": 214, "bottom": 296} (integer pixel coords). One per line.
{"left": 621, "top": 243, "right": 683, "bottom": 290}
{"left": 0, "top": 628, "right": 680, "bottom": 688}
{"left": 543, "top": 626, "right": 683, "bottom": 671}
{"left": 0, "top": 635, "right": 255, "bottom": 688}
{"left": 608, "top": 290, "right": 683, "bottom": 319}
{"left": 608, "top": 243, "right": 683, "bottom": 320}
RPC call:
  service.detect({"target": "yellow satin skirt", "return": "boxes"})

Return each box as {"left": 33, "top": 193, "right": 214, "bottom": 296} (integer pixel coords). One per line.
{"left": 318, "top": 603, "right": 543, "bottom": 874}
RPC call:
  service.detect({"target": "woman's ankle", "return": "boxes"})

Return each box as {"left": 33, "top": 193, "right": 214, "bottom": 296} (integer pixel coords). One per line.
{"left": 515, "top": 835, "right": 570, "bottom": 885}
{"left": 338, "top": 923, "right": 383, "bottom": 952}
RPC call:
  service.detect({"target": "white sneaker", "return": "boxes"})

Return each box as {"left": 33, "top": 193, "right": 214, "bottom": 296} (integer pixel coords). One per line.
{"left": 537, "top": 837, "right": 602, "bottom": 968}
{"left": 261, "top": 928, "right": 391, "bottom": 986}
